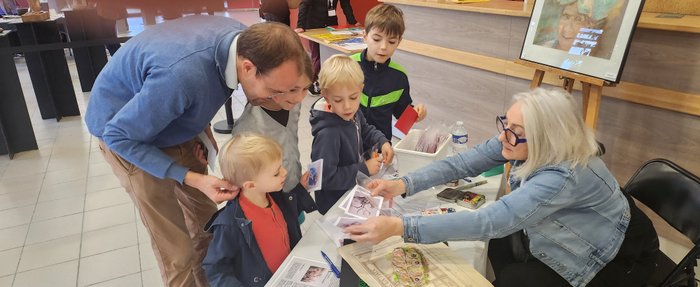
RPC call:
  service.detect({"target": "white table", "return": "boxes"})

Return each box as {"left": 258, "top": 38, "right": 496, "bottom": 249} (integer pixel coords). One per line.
{"left": 267, "top": 175, "right": 502, "bottom": 286}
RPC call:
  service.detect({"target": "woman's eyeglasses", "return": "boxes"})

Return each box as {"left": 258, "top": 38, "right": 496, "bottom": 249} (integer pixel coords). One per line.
{"left": 497, "top": 115, "right": 527, "bottom": 147}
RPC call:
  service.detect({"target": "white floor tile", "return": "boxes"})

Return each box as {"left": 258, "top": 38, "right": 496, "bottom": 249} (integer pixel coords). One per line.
{"left": 87, "top": 272, "right": 142, "bottom": 287}
{"left": 12, "top": 260, "right": 78, "bottom": 287}
{"left": 87, "top": 162, "right": 114, "bottom": 178}
{"left": 1, "top": 162, "right": 48, "bottom": 178}
{"left": 0, "top": 206, "right": 35, "bottom": 230}
{"left": 46, "top": 157, "right": 89, "bottom": 173}
{"left": 25, "top": 213, "right": 83, "bottom": 245}
{"left": 0, "top": 191, "right": 39, "bottom": 211}
{"left": 38, "top": 179, "right": 87, "bottom": 202}
{"left": 43, "top": 168, "right": 89, "bottom": 185}
{"left": 141, "top": 268, "right": 164, "bottom": 287}
{"left": 32, "top": 195, "right": 85, "bottom": 222}
{"left": 0, "top": 275, "right": 12, "bottom": 287}
{"left": 0, "top": 225, "right": 29, "bottom": 252}
{"left": 83, "top": 203, "right": 135, "bottom": 232}
{"left": 138, "top": 243, "right": 158, "bottom": 271}
{"left": 17, "top": 234, "right": 81, "bottom": 272}
{"left": 86, "top": 174, "right": 122, "bottom": 193}
{"left": 84, "top": 188, "right": 131, "bottom": 211}
{"left": 0, "top": 248, "right": 22, "bottom": 276}
{"left": 0, "top": 175, "right": 43, "bottom": 196}
{"left": 136, "top": 220, "right": 151, "bottom": 243}
{"left": 81, "top": 223, "right": 137, "bottom": 257}
{"left": 77, "top": 246, "right": 140, "bottom": 287}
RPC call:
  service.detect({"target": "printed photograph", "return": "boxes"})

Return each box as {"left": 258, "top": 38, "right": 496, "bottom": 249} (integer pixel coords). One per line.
{"left": 532, "top": 0, "right": 628, "bottom": 59}
{"left": 301, "top": 266, "right": 326, "bottom": 283}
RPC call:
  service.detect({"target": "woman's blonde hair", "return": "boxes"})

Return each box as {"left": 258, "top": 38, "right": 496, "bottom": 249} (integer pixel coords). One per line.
{"left": 218, "top": 133, "right": 283, "bottom": 186}
{"left": 318, "top": 54, "right": 364, "bottom": 91}
{"left": 511, "top": 88, "right": 600, "bottom": 179}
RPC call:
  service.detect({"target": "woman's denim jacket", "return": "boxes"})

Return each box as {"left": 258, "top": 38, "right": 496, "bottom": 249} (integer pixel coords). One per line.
{"left": 401, "top": 136, "right": 630, "bottom": 287}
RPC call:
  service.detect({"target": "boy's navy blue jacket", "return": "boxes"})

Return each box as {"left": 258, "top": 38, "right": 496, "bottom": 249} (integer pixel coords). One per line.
{"left": 202, "top": 185, "right": 316, "bottom": 287}
{"left": 351, "top": 50, "right": 413, "bottom": 140}
{"left": 309, "top": 98, "right": 388, "bottom": 214}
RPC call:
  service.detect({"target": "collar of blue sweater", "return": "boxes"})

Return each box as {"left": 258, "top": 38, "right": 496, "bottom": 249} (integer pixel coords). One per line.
{"left": 223, "top": 34, "right": 240, "bottom": 89}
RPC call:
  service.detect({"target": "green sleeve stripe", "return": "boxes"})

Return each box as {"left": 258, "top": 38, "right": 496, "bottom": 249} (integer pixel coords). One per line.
{"left": 360, "top": 93, "right": 369, "bottom": 107}
{"left": 388, "top": 61, "right": 406, "bottom": 74}
{"left": 369, "top": 89, "right": 404, "bottom": 107}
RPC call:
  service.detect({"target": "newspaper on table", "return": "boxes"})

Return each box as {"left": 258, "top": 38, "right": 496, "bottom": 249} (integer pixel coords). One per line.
{"left": 268, "top": 256, "right": 340, "bottom": 287}
{"left": 337, "top": 236, "right": 493, "bottom": 287}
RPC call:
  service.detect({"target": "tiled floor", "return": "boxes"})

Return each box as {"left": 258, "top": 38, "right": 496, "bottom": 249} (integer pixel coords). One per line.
{"left": 0, "top": 10, "right": 321, "bottom": 287}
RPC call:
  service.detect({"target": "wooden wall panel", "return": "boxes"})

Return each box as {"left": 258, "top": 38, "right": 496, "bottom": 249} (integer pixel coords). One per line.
{"left": 597, "top": 96, "right": 700, "bottom": 183}
{"left": 623, "top": 29, "right": 700, "bottom": 94}
{"left": 392, "top": 49, "right": 700, "bottom": 184}
{"left": 392, "top": 50, "right": 510, "bottom": 145}
{"left": 401, "top": 5, "right": 514, "bottom": 60}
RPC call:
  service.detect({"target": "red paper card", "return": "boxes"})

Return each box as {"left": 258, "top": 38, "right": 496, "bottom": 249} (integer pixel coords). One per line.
{"left": 394, "top": 106, "right": 419, "bottom": 134}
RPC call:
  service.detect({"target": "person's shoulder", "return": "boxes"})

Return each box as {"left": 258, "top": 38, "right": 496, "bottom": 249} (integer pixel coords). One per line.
{"left": 387, "top": 59, "right": 407, "bottom": 76}
{"left": 205, "top": 201, "right": 243, "bottom": 231}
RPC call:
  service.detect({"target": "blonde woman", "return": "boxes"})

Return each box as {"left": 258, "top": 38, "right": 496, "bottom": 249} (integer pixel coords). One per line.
{"left": 345, "top": 88, "right": 659, "bottom": 287}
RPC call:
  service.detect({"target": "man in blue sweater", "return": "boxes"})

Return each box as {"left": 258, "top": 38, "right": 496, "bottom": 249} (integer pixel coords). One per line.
{"left": 85, "top": 16, "right": 312, "bottom": 287}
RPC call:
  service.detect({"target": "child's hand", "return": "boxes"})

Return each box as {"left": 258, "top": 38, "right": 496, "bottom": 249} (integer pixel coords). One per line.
{"left": 414, "top": 104, "right": 427, "bottom": 121}
{"left": 365, "top": 157, "right": 382, "bottom": 176}
{"left": 294, "top": 28, "right": 305, "bottom": 33}
{"left": 300, "top": 171, "right": 310, "bottom": 191}
{"left": 381, "top": 142, "right": 394, "bottom": 165}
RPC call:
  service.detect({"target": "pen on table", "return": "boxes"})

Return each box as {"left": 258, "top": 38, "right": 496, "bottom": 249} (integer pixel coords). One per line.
{"left": 455, "top": 178, "right": 488, "bottom": 190}
{"left": 320, "top": 251, "right": 341, "bottom": 278}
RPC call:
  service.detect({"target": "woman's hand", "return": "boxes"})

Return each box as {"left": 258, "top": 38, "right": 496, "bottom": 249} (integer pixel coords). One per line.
{"left": 367, "top": 179, "right": 406, "bottom": 201}
{"left": 381, "top": 142, "right": 394, "bottom": 165}
{"left": 344, "top": 216, "right": 404, "bottom": 244}
{"left": 365, "top": 157, "right": 382, "bottom": 176}
{"left": 414, "top": 104, "right": 427, "bottom": 122}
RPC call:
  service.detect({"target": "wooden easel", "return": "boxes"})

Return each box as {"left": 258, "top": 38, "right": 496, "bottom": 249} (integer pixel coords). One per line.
{"left": 515, "top": 59, "right": 615, "bottom": 129}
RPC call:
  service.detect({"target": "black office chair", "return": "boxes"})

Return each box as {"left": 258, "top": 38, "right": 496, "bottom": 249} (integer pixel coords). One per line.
{"left": 624, "top": 159, "right": 700, "bottom": 287}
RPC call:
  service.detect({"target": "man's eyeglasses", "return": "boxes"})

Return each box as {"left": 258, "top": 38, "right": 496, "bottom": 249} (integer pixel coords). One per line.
{"left": 497, "top": 115, "right": 527, "bottom": 147}
{"left": 267, "top": 84, "right": 312, "bottom": 100}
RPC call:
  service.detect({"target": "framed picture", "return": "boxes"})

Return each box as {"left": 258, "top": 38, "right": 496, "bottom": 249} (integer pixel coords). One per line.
{"left": 520, "top": 0, "right": 646, "bottom": 82}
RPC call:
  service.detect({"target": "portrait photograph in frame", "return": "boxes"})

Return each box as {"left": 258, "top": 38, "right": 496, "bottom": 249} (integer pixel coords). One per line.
{"left": 520, "top": 0, "right": 646, "bottom": 82}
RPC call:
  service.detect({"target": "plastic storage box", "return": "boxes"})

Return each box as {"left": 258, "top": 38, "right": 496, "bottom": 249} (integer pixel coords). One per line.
{"left": 394, "top": 129, "right": 449, "bottom": 176}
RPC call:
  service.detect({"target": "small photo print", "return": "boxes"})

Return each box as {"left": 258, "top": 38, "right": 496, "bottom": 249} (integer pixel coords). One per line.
{"left": 301, "top": 265, "right": 327, "bottom": 283}
{"left": 307, "top": 159, "right": 323, "bottom": 192}
{"left": 344, "top": 186, "right": 383, "bottom": 219}
{"left": 334, "top": 217, "right": 366, "bottom": 229}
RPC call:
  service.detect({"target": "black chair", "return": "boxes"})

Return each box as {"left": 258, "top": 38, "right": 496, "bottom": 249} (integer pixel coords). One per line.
{"left": 624, "top": 159, "right": 700, "bottom": 287}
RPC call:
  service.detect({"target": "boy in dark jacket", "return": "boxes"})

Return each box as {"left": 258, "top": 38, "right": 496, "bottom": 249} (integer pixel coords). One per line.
{"left": 202, "top": 133, "right": 316, "bottom": 286}
{"left": 351, "top": 4, "right": 427, "bottom": 140}
{"left": 295, "top": 0, "right": 358, "bottom": 94}
{"left": 310, "top": 54, "right": 394, "bottom": 214}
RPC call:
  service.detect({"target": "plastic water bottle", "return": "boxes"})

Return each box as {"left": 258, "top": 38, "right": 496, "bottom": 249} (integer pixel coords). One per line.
{"left": 451, "top": 121, "right": 469, "bottom": 154}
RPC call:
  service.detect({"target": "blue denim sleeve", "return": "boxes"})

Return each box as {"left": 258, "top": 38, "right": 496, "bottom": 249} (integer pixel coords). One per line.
{"left": 403, "top": 136, "right": 507, "bottom": 196}
{"left": 402, "top": 167, "right": 575, "bottom": 244}
{"left": 101, "top": 67, "right": 190, "bottom": 183}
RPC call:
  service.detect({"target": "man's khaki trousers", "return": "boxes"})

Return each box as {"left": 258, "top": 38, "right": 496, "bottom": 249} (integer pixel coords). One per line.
{"left": 99, "top": 139, "right": 216, "bottom": 287}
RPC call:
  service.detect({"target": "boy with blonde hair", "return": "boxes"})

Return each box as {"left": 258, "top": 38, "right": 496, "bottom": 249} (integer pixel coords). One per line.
{"left": 310, "top": 54, "right": 394, "bottom": 214}
{"left": 351, "top": 4, "right": 427, "bottom": 140}
{"left": 202, "top": 133, "right": 316, "bottom": 286}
